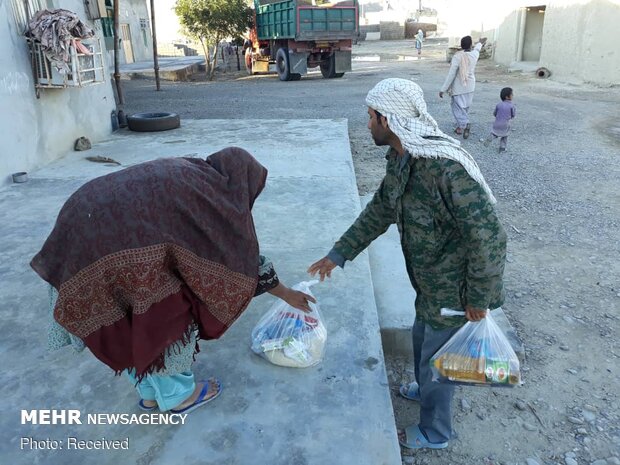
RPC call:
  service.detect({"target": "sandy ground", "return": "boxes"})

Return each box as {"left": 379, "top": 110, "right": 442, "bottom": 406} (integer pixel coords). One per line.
{"left": 121, "top": 39, "right": 620, "bottom": 465}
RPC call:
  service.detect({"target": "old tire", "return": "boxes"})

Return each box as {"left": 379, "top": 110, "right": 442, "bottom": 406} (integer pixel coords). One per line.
{"left": 127, "top": 112, "right": 180, "bottom": 132}
{"left": 276, "top": 47, "right": 292, "bottom": 81}
{"left": 320, "top": 54, "right": 344, "bottom": 79}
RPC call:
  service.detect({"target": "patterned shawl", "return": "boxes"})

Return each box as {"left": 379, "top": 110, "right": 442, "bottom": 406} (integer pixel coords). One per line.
{"left": 31, "top": 147, "right": 267, "bottom": 376}
{"left": 366, "top": 78, "right": 496, "bottom": 203}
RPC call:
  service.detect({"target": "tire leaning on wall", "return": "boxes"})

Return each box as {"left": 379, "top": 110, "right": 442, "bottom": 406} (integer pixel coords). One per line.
{"left": 127, "top": 112, "right": 181, "bottom": 132}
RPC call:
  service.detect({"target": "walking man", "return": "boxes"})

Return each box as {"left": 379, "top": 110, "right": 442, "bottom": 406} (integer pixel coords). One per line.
{"left": 440, "top": 36, "right": 487, "bottom": 138}
{"left": 308, "top": 78, "right": 507, "bottom": 450}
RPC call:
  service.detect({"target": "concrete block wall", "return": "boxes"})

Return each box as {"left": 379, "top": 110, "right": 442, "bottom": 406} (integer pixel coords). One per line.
{"left": 380, "top": 21, "right": 405, "bottom": 40}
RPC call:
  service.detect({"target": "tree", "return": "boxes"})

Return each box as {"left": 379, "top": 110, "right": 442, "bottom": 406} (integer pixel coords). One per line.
{"left": 175, "top": 0, "right": 253, "bottom": 80}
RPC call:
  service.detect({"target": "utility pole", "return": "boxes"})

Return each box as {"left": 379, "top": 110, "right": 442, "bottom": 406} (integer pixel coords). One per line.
{"left": 150, "top": 0, "right": 161, "bottom": 91}
{"left": 113, "top": 0, "right": 127, "bottom": 126}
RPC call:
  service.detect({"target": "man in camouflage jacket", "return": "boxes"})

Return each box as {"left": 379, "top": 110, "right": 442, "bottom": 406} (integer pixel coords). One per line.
{"left": 308, "top": 78, "right": 507, "bottom": 450}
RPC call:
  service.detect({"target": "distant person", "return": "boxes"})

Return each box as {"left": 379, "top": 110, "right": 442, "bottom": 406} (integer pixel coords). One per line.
{"left": 31, "top": 147, "right": 315, "bottom": 415}
{"left": 439, "top": 36, "right": 487, "bottom": 139}
{"left": 307, "top": 78, "right": 507, "bottom": 451}
{"left": 484, "top": 87, "right": 516, "bottom": 153}
{"left": 415, "top": 29, "right": 424, "bottom": 56}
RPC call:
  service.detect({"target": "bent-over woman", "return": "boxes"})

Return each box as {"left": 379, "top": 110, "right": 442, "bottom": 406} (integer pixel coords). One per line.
{"left": 31, "top": 147, "right": 314, "bottom": 414}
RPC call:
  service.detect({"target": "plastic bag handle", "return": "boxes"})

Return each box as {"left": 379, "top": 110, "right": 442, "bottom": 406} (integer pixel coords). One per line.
{"left": 440, "top": 308, "right": 466, "bottom": 316}
{"left": 440, "top": 308, "right": 490, "bottom": 317}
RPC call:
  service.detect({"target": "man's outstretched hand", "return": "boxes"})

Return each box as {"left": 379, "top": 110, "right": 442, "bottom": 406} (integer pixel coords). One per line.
{"left": 307, "top": 256, "right": 337, "bottom": 282}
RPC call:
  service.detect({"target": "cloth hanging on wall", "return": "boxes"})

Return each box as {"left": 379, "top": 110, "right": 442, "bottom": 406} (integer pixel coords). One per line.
{"left": 27, "top": 9, "right": 94, "bottom": 74}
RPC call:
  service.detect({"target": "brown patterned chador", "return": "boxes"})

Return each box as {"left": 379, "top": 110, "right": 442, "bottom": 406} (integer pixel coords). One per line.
{"left": 32, "top": 147, "right": 315, "bottom": 413}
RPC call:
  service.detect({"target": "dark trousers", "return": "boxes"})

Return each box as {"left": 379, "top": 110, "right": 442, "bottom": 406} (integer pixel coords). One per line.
{"left": 412, "top": 319, "right": 460, "bottom": 443}
{"left": 490, "top": 133, "right": 508, "bottom": 149}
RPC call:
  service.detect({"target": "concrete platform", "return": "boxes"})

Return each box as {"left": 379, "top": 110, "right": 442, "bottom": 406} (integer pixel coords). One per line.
{"left": 0, "top": 120, "right": 401, "bottom": 465}
{"left": 119, "top": 57, "right": 205, "bottom": 81}
{"left": 361, "top": 195, "right": 416, "bottom": 357}
{"left": 361, "top": 195, "right": 525, "bottom": 363}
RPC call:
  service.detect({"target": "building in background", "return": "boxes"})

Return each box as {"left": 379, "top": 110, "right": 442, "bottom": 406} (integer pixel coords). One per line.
{"left": 491, "top": 0, "right": 620, "bottom": 86}
{"left": 0, "top": 0, "right": 151, "bottom": 186}
{"left": 431, "top": 0, "right": 619, "bottom": 86}
{"left": 88, "top": 0, "right": 153, "bottom": 64}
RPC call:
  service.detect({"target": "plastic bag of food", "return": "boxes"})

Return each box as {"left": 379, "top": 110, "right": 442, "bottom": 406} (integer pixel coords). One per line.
{"left": 430, "top": 309, "right": 521, "bottom": 387}
{"left": 251, "top": 280, "right": 326, "bottom": 368}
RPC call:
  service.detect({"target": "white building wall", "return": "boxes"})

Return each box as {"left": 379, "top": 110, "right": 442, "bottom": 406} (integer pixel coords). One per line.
{"left": 492, "top": 0, "right": 620, "bottom": 85}
{"left": 539, "top": 0, "right": 620, "bottom": 85}
{"left": 493, "top": 8, "right": 523, "bottom": 64}
{"left": 0, "top": 0, "right": 115, "bottom": 186}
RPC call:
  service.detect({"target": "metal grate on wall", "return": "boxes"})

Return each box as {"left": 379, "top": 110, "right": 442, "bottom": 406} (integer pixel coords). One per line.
{"left": 10, "top": 0, "right": 48, "bottom": 34}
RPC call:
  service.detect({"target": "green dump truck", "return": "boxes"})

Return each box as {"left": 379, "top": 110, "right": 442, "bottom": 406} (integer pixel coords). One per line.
{"left": 245, "top": 0, "right": 359, "bottom": 81}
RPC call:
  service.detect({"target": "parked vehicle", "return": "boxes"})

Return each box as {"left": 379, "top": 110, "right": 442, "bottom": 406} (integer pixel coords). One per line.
{"left": 244, "top": 0, "right": 359, "bottom": 81}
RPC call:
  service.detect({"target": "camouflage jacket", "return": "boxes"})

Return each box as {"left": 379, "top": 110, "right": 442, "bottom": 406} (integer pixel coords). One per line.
{"left": 331, "top": 149, "right": 507, "bottom": 330}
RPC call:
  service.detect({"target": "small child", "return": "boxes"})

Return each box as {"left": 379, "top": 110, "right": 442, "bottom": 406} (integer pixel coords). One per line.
{"left": 484, "top": 87, "right": 516, "bottom": 153}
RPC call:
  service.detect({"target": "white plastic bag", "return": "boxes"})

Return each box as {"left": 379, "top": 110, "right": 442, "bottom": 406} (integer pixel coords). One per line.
{"left": 251, "top": 280, "right": 326, "bottom": 368}
{"left": 430, "top": 310, "right": 521, "bottom": 387}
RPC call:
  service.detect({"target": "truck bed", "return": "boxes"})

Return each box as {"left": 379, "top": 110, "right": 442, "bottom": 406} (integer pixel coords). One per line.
{"left": 255, "top": 0, "right": 358, "bottom": 41}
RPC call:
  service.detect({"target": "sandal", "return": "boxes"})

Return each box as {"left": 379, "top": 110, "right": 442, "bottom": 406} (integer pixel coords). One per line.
{"left": 463, "top": 123, "right": 471, "bottom": 139}
{"left": 399, "top": 425, "right": 448, "bottom": 450}
{"left": 454, "top": 128, "right": 463, "bottom": 135}
{"left": 138, "top": 399, "right": 158, "bottom": 411}
{"left": 170, "top": 378, "right": 222, "bottom": 414}
{"left": 398, "top": 381, "right": 420, "bottom": 401}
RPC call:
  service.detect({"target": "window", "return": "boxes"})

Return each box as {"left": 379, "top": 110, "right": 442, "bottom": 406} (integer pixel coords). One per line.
{"left": 10, "top": 0, "right": 48, "bottom": 34}
{"left": 101, "top": 17, "right": 114, "bottom": 37}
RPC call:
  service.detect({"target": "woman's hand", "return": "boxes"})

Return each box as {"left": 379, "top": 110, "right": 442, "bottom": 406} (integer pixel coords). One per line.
{"left": 307, "top": 256, "right": 337, "bottom": 282}
{"left": 283, "top": 288, "right": 316, "bottom": 313}
{"left": 268, "top": 283, "right": 316, "bottom": 313}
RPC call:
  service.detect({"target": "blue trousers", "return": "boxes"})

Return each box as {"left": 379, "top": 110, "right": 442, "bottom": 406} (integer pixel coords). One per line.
{"left": 413, "top": 319, "right": 461, "bottom": 443}
{"left": 125, "top": 370, "right": 195, "bottom": 412}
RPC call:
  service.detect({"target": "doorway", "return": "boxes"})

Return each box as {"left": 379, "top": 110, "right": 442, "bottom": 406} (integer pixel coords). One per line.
{"left": 522, "top": 5, "right": 545, "bottom": 62}
{"left": 120, "top": 23, "right": 135, "bottom": 63}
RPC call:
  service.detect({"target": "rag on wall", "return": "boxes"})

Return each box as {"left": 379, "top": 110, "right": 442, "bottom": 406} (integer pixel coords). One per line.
{"left": 26, "top": 9, "right": 95, "bottom": 74}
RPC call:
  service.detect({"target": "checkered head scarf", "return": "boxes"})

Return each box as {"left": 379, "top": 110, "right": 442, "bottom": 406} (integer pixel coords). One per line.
{"left": 366, "top": 78, "right": 496, "bottom": 203}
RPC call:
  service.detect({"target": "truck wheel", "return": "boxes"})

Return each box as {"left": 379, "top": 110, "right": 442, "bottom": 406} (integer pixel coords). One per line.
{"left": 244, "top": 48, "right": 253, "bottom": 75}
{"left": 320, "top": 54, "right": 345, "bottom": 79}
{"left": 276, "top": 48, "right": 293, "bottom": 81}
